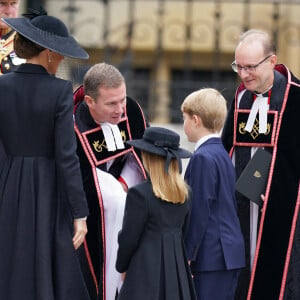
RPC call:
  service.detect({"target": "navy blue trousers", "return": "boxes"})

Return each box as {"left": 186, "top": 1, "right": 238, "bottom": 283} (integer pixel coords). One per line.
{"left": 192, "top": 269, "right": 240, "bottom": 300}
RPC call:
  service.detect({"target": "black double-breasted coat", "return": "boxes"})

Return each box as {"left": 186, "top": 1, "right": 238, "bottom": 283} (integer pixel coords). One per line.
{"left": 0, "top": 63, "right": 89, "bottom": 299}
{"left": 116, "top": 180, "right": 196, "bottom": 300}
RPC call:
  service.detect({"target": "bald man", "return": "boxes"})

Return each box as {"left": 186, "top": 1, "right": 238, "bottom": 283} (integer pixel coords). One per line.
{"left": 222, "top": 29, "right": 300, "bottom": 299}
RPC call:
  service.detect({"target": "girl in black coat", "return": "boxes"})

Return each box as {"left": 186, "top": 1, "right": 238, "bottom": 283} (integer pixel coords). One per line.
{"left": 116, "top": 127, "right": 197, "bottom": 300}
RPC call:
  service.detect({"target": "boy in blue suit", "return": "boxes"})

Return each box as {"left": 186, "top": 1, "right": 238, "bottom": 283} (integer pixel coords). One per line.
{"left": 182, "top": 88, "right": 245, "bottom": 300}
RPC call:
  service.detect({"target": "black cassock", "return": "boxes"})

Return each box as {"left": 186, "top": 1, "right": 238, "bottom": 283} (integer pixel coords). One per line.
{"left": 74, "top": 86, "right": 147, "bottom": 300}
{"left": 222, "top": 64, "right": 300, "bottom": 300}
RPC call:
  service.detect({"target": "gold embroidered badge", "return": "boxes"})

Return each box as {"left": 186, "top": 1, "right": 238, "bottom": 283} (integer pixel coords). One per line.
{"left": 239, "top": 118, "right": 271, "bottom": 140}
{"left": 92, "top": 139, "right": 106, "bottom": 153}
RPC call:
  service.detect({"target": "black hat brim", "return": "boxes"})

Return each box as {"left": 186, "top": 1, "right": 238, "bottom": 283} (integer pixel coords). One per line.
{"left": 2, "top": 17, "right": 89, "bottom": 59}
{"left": 127, "top": 139, "right": 192, "bottom": 158}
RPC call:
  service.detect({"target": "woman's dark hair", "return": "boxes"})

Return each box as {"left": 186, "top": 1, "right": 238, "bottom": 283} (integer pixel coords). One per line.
{"left": 14, "top": 33, "right": 45, "bottom": 59}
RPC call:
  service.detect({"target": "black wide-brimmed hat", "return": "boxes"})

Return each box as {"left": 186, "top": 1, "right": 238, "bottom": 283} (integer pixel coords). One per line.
{"left": 127, "top": 127, "right": 192, "bottom": 173}
{"left": 2, "top": 8, "right": 89, "bottom": 59}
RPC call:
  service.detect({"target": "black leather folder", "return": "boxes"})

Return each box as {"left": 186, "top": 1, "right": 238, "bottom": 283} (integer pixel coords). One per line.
{"left": 236, "top": 148, "right": 272, "bottom": 207}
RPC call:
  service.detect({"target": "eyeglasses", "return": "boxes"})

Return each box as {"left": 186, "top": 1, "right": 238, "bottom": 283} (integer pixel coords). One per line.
{"left": 231, "top": 54, "right": 273, "bottom": 73}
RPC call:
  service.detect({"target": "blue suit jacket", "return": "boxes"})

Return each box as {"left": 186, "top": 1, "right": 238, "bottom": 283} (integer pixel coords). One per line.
{"left": 184, "top": 137, "right": 245, "bottom": 272}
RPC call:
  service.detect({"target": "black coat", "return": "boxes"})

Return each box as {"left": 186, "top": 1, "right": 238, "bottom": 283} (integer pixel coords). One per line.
{"left": 116, "top": 180, "right": 196, "bottom": 300}
{"left": 0, "top": 63, "right": 89, "bottom": 300}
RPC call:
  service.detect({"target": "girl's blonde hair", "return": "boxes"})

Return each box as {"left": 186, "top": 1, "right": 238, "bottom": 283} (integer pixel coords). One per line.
{"left": 141, "top": 151, "right": 189, "bottom": 204}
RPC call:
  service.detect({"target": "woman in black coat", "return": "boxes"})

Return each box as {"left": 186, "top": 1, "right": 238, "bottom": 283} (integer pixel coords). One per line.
{"left": 0, "top": 9, "right": 90, "bottom": 300}
{"left": 116, "top": 127, "right": 197, "bottom": 300}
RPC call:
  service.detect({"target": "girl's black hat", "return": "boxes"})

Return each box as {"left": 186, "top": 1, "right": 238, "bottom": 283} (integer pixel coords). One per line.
{"left": 127, "top": 127, "right": 192, "bottom": 173}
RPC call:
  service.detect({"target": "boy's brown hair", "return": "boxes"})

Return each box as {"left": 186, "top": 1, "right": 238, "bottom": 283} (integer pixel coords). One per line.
{"left": 181, "top": 88, "right": 227, "bottom": 132}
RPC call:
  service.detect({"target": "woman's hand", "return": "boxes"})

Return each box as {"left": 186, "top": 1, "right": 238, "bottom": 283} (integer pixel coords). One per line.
{"left": 73, "top": 219, "right": 88, "bottom": 250}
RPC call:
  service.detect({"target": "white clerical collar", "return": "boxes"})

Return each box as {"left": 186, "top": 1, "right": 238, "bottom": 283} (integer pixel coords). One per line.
{"left": 245, "top": 87, "right": 272, "bottom": 134}
{"left": 195, "top": 133, "right": 219, "bottom": 151}
{"left": 100, "top": 122, "right": 125, "bottom": 151}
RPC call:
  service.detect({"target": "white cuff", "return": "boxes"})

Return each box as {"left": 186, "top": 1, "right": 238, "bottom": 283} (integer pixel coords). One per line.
{"left": 75, "top": 216, "right": 87, "bottom": 221}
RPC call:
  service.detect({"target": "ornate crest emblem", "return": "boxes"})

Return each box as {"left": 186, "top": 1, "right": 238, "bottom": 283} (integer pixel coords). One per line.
{"left": 239, "top": 118, "right": 271, "bottom": 140}
{"left": 92, "top": 130, "right": 127, "bottom": 153}
{"left": 92, "top": 139, "right": 106, "bottom": 153}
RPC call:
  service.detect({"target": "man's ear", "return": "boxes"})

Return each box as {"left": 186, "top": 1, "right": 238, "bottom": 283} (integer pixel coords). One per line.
{"left": 270, "top": 54, "right": 277, "bottom": 67}
{"left": 84, "top": 95, "right": 94, "bottom": 108}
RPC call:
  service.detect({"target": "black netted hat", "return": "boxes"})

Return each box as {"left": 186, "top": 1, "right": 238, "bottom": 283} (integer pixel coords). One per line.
{"left": 2, "top": 8, "right": 88, "bottom": 59}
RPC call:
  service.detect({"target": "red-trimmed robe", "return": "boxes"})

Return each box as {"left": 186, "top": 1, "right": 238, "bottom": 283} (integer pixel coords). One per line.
{"left": 73, "top": 86, "right": 147, "bottom": 300}
{"left": 222, "top": 64, "right": 300, "bottom": 300}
